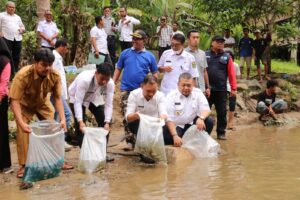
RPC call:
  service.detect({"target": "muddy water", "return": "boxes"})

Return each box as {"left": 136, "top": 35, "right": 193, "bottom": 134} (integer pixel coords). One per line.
{"left": 1, "top": 126, "right": 300, "bottom": 200}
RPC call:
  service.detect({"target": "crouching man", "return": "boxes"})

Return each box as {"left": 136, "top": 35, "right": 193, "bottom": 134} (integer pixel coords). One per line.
{"left": 257, "top": 79, "right": 287, "bottom": 120}
{"left": 9, "top": 48, "right": 70, "bottom": 179}
{"left": 68, "top": 62, "right": 115, "bottom": 161}
{"left": 163, "top": 73, "right": 214, "bottom": 147}
{"left": 125, "top": 74, "right": 167, "bottom": 162}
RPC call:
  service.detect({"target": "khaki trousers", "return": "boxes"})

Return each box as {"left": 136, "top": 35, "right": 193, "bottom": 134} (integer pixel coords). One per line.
{"left": 16, "top": 101, "right": 54, "bottom": 166}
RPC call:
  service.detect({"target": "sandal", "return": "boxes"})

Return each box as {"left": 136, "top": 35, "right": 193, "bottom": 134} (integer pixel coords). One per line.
{"left": 16, "top": 167, "right": 25, "bottom": 178}
{"left": 61, "top": 163, "right": 74, "bottom": 170}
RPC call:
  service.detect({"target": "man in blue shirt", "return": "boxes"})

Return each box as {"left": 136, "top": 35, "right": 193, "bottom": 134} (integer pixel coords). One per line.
{"left": 238, "top": 27, "right": 253, "bottom": 79}
{"left": 113, "top": 29, "right": 158, "bottom": 150}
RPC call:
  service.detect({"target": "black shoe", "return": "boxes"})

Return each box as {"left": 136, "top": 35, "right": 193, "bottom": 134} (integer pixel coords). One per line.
{"left": 140, "top": 154, "right": 155, "bottom": 164}
{"left": 217, "top": 135, "right": 227, "bottom": 140}
{"left": 106, "top": 155, "right": 115, "bottom": 162}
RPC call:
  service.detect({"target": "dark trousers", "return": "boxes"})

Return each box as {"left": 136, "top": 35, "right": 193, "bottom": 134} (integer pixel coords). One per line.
{"left": 70, "top": 103, "right": 108, "bottom": 148}
{"left": 107, "top": 35, "right": 117, "bottom": 66}
{"left": 208, "top": 90, "right": 227, "bottom": 137}
{"left": 127, "top": 119, "right": 140, "bottom": 136}
{"left": 41, "top": 46, "right": 54, "bottom": 51}
{"left": 229, "top": 95, "right": 236, "bottom": 112}
{"left": 158, "top": 45, "right": 171, "bottom": 59}
{"left": 0, "top": 96, "right": 11, "bottom": 170}
{"left": 100, "top": 52, "right": 114, "bottom": 76}
{"left": 120, "top": 41, "right": 132, "bottom": 52}
{"left": 4, "top": 38, "right": 22, "bottom": 72}
{"left": 163, "top": 116, "right": 214, "bottom": 145}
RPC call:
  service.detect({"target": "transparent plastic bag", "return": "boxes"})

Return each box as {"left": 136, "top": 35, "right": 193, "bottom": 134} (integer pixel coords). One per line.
{"left": 134, "top": 114, "right": 167, "bottom": 164}
{"left": 78, "top": 127, "right": 108, "bottom": 173}
{"left": 182, "top": 125, "right": 220, "bottom": 158}
{"left": 23, "top": 120, "right": 64, "bottom": 182}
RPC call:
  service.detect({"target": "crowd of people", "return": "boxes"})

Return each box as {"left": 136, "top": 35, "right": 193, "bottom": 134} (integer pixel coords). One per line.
{"left": 0, "top": 1, "right": 288, "bottom": 183}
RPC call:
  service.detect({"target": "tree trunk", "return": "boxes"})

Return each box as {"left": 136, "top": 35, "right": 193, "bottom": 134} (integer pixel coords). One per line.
{"left": 36, "top": 0, "right": 50, "bottom": 21}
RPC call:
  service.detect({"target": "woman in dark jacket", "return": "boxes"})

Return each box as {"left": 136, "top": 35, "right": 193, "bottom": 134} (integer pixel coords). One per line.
{"left": 0, "top": 37, "right": 13, "bottom": 173}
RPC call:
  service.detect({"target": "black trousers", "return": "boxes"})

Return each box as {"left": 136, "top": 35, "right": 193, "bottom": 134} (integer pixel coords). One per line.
{"left": 208, "top": 90, "right": 227, "bottom": 137}
{"left": 70, "top": 103, "right": 108, "bottom": 148}
{"left": 120, "top": 41, "right": 132, "bottom": 52}
{"left": 158, "top": 45, "right": 171, "bottom": 59}
{"left": 41, "top": 46, "right": 54, "bottom": 51}
{"left": 107, "top": 35, "right": 117, "bottom": 66}
{"left": 4, "top": 38, "right": 22, "bottom": 73}
{"left": 100, "top": 52, "right": 114, "bottom": 76}
{"left": 0, "top": 96, "right": 11, "bottom": 170}
{"left": 163, "top": 116, "right": 214, "bottom": 145}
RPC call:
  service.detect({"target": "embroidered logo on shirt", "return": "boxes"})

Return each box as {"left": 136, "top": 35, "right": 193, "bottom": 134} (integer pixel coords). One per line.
{"left": 192, "top": 61, "right": 196, "bottom": 68}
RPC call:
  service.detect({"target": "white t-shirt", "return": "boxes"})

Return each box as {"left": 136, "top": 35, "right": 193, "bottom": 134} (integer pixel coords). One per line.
{"left": 90, "top": 25, "right": 108, "bottom": 54}
{"left": 53, "top": 50, "right": 67, "bottom": 99}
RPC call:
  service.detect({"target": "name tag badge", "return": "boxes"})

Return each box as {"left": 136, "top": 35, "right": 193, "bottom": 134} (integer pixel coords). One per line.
{"left": 138, "top": 105, "right": 144, "bottom": 108}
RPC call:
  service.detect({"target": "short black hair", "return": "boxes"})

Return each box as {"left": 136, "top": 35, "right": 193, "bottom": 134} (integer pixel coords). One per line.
{"left": 34, "top": 48, "right": 55, "bottom": 64}
{"left": 179, "top": 72, "right": 192, "bottom": 81}
{"left": 96, "top": 62, "right": 113, "bottom": 76}
{"left": 142, "top": 74, "right": 158, "bottom": 85}
{"left": 55, "top": 39, "right": 67, "bottom": 49}
{"left": 243, "top": 27, "right": 249, "bottom": 31}
{"left": 103, "top": 6, "right": 111, "bottom": 11}
{"left": 187, "top": 29, "right": 199, "bottom": 39}
{"left": 266, "top": 79, "right": 278, "bottom": 89}
{"left": 120, "top": 6, "right": 127, "bottom": 11}
{"left": 95, "top": 16, "right": 103, "bottom": 25}
{"left": 172, "top": 33, "right": 185, "bottom": 44}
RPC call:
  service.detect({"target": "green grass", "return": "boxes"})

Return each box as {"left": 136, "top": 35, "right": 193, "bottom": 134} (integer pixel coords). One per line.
{"left": 270, "top": 60, "right": 300, "bottom": 74}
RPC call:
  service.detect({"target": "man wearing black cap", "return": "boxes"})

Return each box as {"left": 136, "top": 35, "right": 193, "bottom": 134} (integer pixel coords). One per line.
{"left": 205, "top": 35, "right": 237, "bottom": 140}
{"left": 113, "top": 29, "right": 158, "bottom": 150}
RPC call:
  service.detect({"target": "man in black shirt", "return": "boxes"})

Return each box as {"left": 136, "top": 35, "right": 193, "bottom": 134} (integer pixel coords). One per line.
{"left": 257, "top": 79, "right": 287, "bottom": 120}
{"left": 252, "top": 29, "right": 270, "bottom": 82}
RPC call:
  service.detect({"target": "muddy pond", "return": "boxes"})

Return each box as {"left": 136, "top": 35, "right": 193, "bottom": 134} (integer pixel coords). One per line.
{"left": 1, "top": 126, "right": 300, "bottom": 200}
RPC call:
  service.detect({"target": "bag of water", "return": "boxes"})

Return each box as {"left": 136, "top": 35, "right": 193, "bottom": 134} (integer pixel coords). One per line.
{"left": 182, "top": 125, "right": 220, "bottom": 158}
{"left": 134, "top": 114, "right": 167, "bottom": 164}
{"left": 23, "top": 120, "right": 64, "bottom": 183}
{"left": 78, "top": 127, "right": 108, "bottom": 173}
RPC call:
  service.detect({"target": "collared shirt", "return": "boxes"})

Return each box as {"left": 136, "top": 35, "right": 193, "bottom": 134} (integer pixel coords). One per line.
{"left": 68, "top": 70, "right": 115, "bottom": 122}
{"left": 9, "top": 65, "right": 61, "bottom": 109}
{"left": 37, "top": 20, "right": 59, "bottom": 47}
{"left": 125, "top": 88, "right": 167, "bottom": 120}
{"left": 166, "top": 88, "right": 210, "bottom": 128}
{"left": 53, "top": 50, "right": 67, "bottom": 99}
{"left": 224, "top": 36, "right": 235, "bottom": 54}
{"left": 156, "top": 25, "right": 172, "bottom": 47}
{"left": 90, "top": 25, "right": 108, "bottom": 54}
{"left": 158, "top": 49, "right": 199, "bottom": 95}
{"left": 185, "top": 47, "right": 208, "bottom": 92}
{"left": 117, "top": 47, "right": 158, "bottom": 91}
{"left": 0, "top": 12, "right": 25, "bottom": 41}
{"left": 102, "top": 15, "right": 115, "bottom": 36}
{"left": 118, "top": 15, "right": 140, "bottom": 42}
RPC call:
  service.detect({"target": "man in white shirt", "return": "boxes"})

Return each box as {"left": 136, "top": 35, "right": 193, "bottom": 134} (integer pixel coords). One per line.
{"left": 102, "top": 6, "right": 117, "bottom": 66}
{"left": 163, "top": 73, "right": 214, "bottom": 146}
{"left": 156, "top": 16, "right": 172, "bottom": 58}
{"left": 0, "top": 1, "right": 25, "bottom": 72}
{"left": 125, "top": 75, "right": 168, "bottom": 151}
{"left": 68, "top": 62, "right": 115, "bottom": 161}
{"left": 52, "top": 40, "right": 72, "bottom": 150}
{"left": 224, "top": 29, "right": 235, "bottom": 55}
{"left": 90, "top": 16, "right": 112, "bottom": 69}
{"left": 158, "top": 33, "right": 199, "bottom": 95}
{"left": 185, "top": 29, "right": 210, "bottom": 96}
{"left": 118, "top": 6, "right": 141, "bottom": 51}
{"left": 37, "top": 10, "right": 59, "bottom": 50}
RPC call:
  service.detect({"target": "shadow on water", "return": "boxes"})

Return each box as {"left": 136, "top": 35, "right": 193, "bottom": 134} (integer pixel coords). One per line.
{"left": 1, "top": 127, "right": 300, "bottom": 200}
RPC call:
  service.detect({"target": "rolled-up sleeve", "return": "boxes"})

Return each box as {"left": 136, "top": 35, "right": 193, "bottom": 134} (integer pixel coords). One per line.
{"left": 165, "top": 93, "right": 175, "bottom": 122}
{"left": 158, "top": 94, "right": 168, "bottom": 116}
{"left": 104, "top": 81, "right": 115, "bottom": 122}
{"left": 74, "top": 81, "right": 89, "bottom": 122}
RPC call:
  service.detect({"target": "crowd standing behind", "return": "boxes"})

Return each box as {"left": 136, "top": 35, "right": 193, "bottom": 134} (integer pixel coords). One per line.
{"left": 0, "top": 2, "right": 288, "bottom": 188}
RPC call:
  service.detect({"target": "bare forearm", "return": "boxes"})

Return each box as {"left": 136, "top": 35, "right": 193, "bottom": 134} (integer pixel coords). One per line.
{"left": 166, "top": 121, "right": 177, "bottom": 136}
{"left": 113, "top": 68, "right": 121, "bottom": 82}
{"left": 54, "top": 97, "right": 66, "bottom": 122}
{"left": 11, "top": 100, "right": 25, "bottom": 125}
